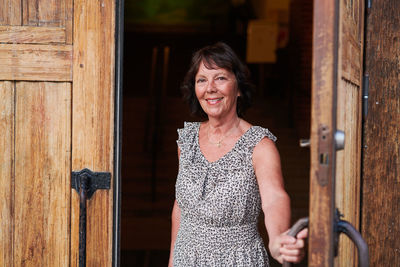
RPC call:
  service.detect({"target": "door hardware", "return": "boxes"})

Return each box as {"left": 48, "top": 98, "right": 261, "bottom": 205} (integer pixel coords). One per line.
{"left": 317, "top": 125, "right": 331, "bottom": 186}
{"left": 299, "top": 139, "right": 310, "bottom": 148}
{"left": 363, "top": 73, "right": 369, "bottom": 120}
{"left": 334, "top": 130, "right": 345, "bottom": 151}
{"left": 283, "top": 210, "right": 369, "bottom": 267}
{"left": 283, "top": 218, "right": 309, "bottom": 267}
{"left": 72, "top": 168, "right": 111, "bottom": 267}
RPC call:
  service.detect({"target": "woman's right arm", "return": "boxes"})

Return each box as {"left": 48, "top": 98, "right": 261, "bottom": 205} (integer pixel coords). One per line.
{"left": 168, "top": 147, "right": 182, "bottom": 267}
{"left": 168, "top": 200, "right": 181, "bottom": 267}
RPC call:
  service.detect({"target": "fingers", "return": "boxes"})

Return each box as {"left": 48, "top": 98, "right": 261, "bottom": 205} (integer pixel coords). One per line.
{"left": 283, "top": 237, "right": 305, "bottom": 249}
{"left": 280, "top": 244, "right": 306, "bottom": 263}
{"left": 279, "top": 229, "right": 308, "bottom": 263}
{"left": 296, "top": 228, "right": 309, "bottom": 239}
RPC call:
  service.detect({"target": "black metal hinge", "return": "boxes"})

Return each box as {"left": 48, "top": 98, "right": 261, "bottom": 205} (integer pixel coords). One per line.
{"left": 72, "top": 168, "right": 111, "bottom": 199}
{"left": 71, "top": 168, "right": 111, "bottom": 267}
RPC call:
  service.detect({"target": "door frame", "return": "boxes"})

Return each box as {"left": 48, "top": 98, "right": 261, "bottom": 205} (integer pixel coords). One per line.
{"left": 113, "top": 0, "right": 125, "bottom": 266}
{"left": 308, "top": 0, "right": 339, "bottom": 265}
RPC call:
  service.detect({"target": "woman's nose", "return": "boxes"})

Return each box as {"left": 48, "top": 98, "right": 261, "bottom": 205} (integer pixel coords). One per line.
{"left": 206, "top": 80, "right": 217, "bottom": 92}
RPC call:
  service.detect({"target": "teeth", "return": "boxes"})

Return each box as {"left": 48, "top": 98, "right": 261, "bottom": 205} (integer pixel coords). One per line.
{"left": 207, "top": 98, "right": 222, "bottom": 104}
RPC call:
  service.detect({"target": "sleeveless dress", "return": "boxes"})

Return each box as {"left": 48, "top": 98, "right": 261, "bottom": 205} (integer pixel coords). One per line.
{"left": 173, "top": 122, "right": 277, "bottom": 267}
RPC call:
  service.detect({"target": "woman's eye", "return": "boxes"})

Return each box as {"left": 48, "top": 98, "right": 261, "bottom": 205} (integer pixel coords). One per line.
{"left": 216, "top": 76, "right": 226, "bottom": 80}
{"left": 196, "top": 78, "right": 206, "bottom": 83}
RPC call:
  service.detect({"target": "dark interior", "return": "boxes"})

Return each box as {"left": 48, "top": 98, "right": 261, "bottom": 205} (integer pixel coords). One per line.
{"left": 121, "top": 0, "right": 312, "bottom": 266}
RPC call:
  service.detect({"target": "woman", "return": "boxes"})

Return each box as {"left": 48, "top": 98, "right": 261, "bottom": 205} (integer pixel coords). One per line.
{"left": 169, "top": 42, "right": 307, "bottom": 266}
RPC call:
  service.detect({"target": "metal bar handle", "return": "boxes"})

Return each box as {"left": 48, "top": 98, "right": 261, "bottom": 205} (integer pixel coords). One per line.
{"left": 282, "top": 217, "right": 309, "bottom": 267}
{"left": 337, "top": 220, "right": 369, "bottom": 267}
{"left": 79, "top": 175, "right": 88, "bottom": 267}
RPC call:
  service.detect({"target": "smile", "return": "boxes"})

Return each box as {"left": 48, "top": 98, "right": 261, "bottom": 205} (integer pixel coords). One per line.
{"left": 206, "top": 97, "right": 223, "bottom": 105}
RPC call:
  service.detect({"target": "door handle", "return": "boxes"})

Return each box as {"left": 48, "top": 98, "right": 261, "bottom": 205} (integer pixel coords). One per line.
{"left": 335, "top": 210, "right": 369, "bottom": 267}
{"left": 282, "top": 210, "right": 369, "bottom": 267}
{"left": 282, "top": 217, "right": 309, "bottom": 267}
{"left": 299, "top": 139, "right": 310, "bottom": 148}
{"left": 72, "top": 169, "right": 111, "bottom": 267}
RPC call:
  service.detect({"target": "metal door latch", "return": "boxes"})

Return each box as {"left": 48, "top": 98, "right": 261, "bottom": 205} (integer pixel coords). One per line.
{"left": 72, "top": 168, "right": 111, "bottom": 199}
{"left": 72, "top": 168, "right": 111, "bottom": 267}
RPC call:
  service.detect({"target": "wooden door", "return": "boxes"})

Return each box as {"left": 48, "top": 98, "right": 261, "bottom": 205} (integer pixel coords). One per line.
{"left": 308, "top": 0, "right": 364, "bottom": 266}
{"left": 0, "top": 0, "right": 116, "bottom": 266}
{"left": 361, "top": 0, "right": 400, "bottom": 265}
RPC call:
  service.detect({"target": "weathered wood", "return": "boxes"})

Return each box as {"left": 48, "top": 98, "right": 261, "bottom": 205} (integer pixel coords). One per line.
{"left": 0, "top": 81, "right": 14, "bottom": 266}
{"left": 65, "top": 0, "right": 73, "bottom": 44}
{"left": 0, "top": 44, "right": 72, "bottom": 81}
{"left": 0, "top": 26, "right": 66, "bottom": 43}
{"left": 308, "top": 0, "right": 337, "bottom": 266}
{"left": 72, "top": 0, "right": 115, "bottom": 265}
{"left": 334, "top": 0, "right": 364, "bottom": 266}
{"left": 362, "top": 0, "right": 400, "bottom": 265}
{"left": 335, "top": 80, "right": 362, "bottom": 267}
{"left": 22, "top": 0, "right": 65, "bottom": 27}
{"left": 0, "top": 0, "right": 21, "bottom": 26}
{"left": 14, "top": 81, "right": 71, "bottom": 266}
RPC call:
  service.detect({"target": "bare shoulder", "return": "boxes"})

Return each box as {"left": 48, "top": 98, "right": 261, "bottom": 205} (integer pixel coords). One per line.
{"left": 253, "top": 137, "right": 280, "bottom": 165}
{"left": 252, "top": 137, "right": 282, "bottom": 186}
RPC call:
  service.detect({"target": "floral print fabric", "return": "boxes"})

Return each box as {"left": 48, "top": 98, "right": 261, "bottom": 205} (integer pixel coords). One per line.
{"left": 173, "top": 122, "right": 277, "bottom": 267}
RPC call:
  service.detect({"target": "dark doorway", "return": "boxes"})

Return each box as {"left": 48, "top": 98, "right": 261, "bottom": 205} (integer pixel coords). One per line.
{"left": 121, "top": 1, "right": 312, "bottom": 266}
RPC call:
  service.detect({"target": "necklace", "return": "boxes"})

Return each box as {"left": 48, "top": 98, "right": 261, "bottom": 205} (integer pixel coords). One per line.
{"left": 207, "top": 119, "right": 241, "bottom": 148}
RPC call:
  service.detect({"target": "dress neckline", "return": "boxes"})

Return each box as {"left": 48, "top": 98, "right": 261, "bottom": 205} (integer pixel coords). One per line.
{"left": 196, "top": 122, "right": 254, "bottom": 164}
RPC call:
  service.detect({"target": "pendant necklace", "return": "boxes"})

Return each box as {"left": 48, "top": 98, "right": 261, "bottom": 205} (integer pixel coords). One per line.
{"left": 207, "top": 119, "right": 241, "bottom": 148}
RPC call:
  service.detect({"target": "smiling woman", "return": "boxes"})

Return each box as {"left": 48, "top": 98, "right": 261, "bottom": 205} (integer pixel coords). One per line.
{"left": 195, "top": 63, "right": 239, "bottom": 121}
{"left": 181, "top": 42, "right": 254, "bottom": 119}
{"left": 168, "top": 42, "right": 308, "bottom": 267}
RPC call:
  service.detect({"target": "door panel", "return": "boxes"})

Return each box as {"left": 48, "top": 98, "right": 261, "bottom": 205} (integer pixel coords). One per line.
{"left": 335, "top": 0, "right": 364, "bottom": 265}
{"left": 14, "top": 82, "right": 71, "bottom": 266}
{"left": 0, "top": 0, "right": 116, "bottom": 265}
{"left": 0, "top": 44, "right": 73, "bottom": 81}
{"left": 71, "top": 0, "right": 116, "bottom": 265}
{"left": 309, "top": 0, "right": 337, "bottom": 266}
{"left": 309, "top": 0, "right": 364, "bottom": 266}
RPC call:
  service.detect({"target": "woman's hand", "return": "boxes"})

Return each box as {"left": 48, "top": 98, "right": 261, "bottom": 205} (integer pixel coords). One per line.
{"left": 269, "top": 228, "right": 308, "bottom": 264}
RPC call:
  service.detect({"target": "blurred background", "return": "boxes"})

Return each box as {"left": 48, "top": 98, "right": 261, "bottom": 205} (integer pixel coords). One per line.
{"left": 121, "top": 0, "right": 312, "bottom": 266}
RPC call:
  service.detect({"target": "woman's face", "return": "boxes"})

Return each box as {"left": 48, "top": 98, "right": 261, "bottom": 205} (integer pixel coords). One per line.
{"left": 195, "top": 61, "right": 240, "bottom": 120}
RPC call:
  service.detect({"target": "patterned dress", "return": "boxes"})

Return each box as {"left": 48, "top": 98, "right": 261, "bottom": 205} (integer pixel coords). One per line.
{"left": 173, "top": 122, "right": 277, "bottom": 267}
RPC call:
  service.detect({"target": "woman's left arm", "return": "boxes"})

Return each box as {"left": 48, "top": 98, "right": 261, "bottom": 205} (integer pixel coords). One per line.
{"left": 253, "top": 137, "right": 307, "bottom": 264}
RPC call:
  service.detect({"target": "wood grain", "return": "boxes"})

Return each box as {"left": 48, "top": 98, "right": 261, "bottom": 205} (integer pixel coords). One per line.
{"left": 362, "top": 0, "right": 400, "bottom": 265}
{"left": 0, "top": 81, "right": 14, "bottom": 266}
{"left": 308, "top": 0, "right": 337, "bottom": 265}
{"left": 0, "top": 44, "right": 72, "bottom": 81}
{"left": 65, "top": 0, "right": 73, "bottom": 44}
{"left": 335, "top": 80, "right": 362, "bottom": 267}
{"left": 0, "top": 0, "right": 21, "bottom": 26}
{"left": 14, "top": 81, "right": 71, "bottom": 266}
{"left": 0, "top": 26, "right": 66, "bottom": 44}
{"left": 22, "top": 0, "right": 64, "bottom": 27}
{"left": 72, "top": 0, "right": 115, "bottom": 265}
{"left": 334, "top": 0, "right": 364, "bottom": 266}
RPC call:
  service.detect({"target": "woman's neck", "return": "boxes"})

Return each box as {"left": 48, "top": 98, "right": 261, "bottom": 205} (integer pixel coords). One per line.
{"left": 207, "top": 114, "right": 241, "bottom": 136}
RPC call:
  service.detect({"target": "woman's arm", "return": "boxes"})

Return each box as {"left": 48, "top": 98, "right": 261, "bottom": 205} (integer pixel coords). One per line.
{"left": 253, "top": 138, "right": 307, "bottom": 264}
{"left": 168, "top": 147, "right": 182, "bottom": 267}
{"left": 168, "top": 200, "right": 181, "bottom": 267}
